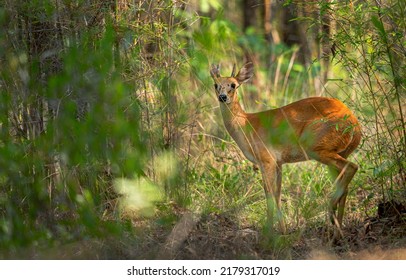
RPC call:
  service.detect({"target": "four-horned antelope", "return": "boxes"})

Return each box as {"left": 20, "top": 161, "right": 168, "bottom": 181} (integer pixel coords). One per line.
{"left": 210, "top": 62, "right": 361, "bottom": 233}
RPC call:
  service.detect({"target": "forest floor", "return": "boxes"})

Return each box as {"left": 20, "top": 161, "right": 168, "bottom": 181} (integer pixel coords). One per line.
{"left": 30, "top": 200, "right": 405, "bottom": 260}
{"left": 9, "top": 201, "right": 406, "bottom": 260}
{"left": 125, "top": 201, "right": 406, "bottom": 260}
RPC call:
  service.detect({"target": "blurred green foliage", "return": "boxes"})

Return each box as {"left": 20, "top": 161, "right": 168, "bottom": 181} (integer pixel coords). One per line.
{"left": 0, "top": 14, "right": 144, "bottom": 251}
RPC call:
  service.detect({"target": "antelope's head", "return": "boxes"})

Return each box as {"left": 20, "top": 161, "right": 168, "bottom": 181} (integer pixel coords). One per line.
{"left": 210, "top": 62, "right": 254, "bottom": 104}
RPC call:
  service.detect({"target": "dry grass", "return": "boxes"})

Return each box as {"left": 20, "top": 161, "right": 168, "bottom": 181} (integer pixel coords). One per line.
{"left": 11, "top": 200, "right": 404, "bottom": 260}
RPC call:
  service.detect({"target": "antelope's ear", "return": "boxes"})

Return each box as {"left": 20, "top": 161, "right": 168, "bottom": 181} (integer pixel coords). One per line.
{"left": 235, "top": 62, "right": 254, "bottom": 84}
{"left": 210, "top": 64, "right": 220, "bottom": 79}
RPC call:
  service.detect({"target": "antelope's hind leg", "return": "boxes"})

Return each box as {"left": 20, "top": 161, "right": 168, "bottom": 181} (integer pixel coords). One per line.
{"left": 316, "top": 152, "right": 358, "bottom": 227}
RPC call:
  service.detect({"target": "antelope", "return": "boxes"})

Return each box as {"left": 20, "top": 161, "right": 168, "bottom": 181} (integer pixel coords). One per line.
{"left": 210, "top": 62, "right": 361, "bottom": 234}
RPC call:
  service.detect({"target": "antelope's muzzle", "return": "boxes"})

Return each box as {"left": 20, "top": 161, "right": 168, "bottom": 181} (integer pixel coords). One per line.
{"left": 218, "top": 94, "right": 228, "bottom": 103}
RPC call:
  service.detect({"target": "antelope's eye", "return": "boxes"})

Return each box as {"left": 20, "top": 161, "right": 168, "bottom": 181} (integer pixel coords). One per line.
{"left": 214, "top": 84, "right": 218, "bottom": 90}
{"left": 231, "top": 83, "right": 236, "bottom": 89}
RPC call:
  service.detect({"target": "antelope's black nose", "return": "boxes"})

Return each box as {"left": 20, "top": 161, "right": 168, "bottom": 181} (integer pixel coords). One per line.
{"left": 218, "top": 94, "right": 228, "bottom": 103}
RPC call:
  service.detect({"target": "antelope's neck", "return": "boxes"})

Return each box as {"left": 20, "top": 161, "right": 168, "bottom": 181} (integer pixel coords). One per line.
{"left": 219, "top": 99, "right": 260, "bottom": 164}
{"left": 220, "top": 100, "right": 248, "bottom": 132}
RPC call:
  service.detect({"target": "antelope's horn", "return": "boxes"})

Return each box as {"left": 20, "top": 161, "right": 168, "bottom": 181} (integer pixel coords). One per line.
{"left": 231, "top": 63, "right": 236, "bottom": 77}
{"left": 210, "top": 64, "right": 221, "bottom": 78}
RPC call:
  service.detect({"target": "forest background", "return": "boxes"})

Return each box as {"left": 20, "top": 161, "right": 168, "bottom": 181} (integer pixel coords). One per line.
{"left": 0, "top": 0, "right": 405, "bottom": 259}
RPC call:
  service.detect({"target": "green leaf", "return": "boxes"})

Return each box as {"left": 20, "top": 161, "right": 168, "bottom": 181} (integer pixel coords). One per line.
{"left": 371, "top": 15, "right": 386, "bottom": 39}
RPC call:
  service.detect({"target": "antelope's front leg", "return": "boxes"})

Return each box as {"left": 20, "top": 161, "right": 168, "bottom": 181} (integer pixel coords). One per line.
{"left": 259, "top": 160, "right": 285, "bottom": 233}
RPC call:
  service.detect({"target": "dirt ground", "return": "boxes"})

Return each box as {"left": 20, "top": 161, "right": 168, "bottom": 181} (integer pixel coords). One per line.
{"left": 12, "top": 201, "right": 406, "bottom": 260}
{"left": 94, "top": 200, "right": 406, "bottom": 260}
{"left": 127, "top": 199, "right": 406, "bottom": 260}
{"left": 138, "top": 205, "right": 406, "bottom": 260}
